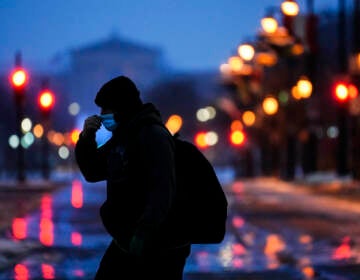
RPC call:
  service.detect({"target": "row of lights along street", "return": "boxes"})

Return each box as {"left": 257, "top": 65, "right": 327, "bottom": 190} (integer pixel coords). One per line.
{"left": 219, "top": 0, "right": 360, "bottom": 179}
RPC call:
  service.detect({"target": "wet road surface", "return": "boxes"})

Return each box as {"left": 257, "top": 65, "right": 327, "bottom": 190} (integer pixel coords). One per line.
{"left": 0, "top": 174, "right": 360, "bottom": 279}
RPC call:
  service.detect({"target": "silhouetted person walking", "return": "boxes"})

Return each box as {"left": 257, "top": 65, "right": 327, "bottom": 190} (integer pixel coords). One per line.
{"left": 75, "top": 76, "right": 191, "bottom": 279}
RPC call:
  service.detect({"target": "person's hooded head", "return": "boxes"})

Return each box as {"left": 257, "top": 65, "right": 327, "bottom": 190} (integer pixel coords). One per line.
{"left": 95, "top": 75, "right": 143, "bottom": 123}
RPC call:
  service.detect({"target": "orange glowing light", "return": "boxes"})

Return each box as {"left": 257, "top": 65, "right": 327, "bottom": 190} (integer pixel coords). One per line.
{"left": 230, "top": 120, "right": 243, "bottom": 131}
{"left": 281, "top": 0, "right": 300, "bottom": 16}
{"left": 348, "top": 84, "right": 359, "bottom": 99}
{"left": 261, "top": 16, "right": 278, "bottom": 34}
{"left": 242, "top": 110, "right": 256, "bottom": 126}
{"left": 262, "top": 96, "right": 279, "bottom": 115}
{"left": 33, "top": 124, "right": 44, "bottom": 138}
{"left": 70, "top": 129, "right": 81, "bottom": 145}
{"left": 302, "top": 266, "right": 315, "bottom": 279}
{"left": 194, "top": 132, "right": 208, "bottom": 149}
{"left": 264, "top": 234, "right": 286, "bottom": 255}
{"left": 165, "top": 114, "right": 183, "bottom": 135}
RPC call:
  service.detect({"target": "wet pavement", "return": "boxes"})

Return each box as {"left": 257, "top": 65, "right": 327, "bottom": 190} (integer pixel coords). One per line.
{"left": 0, "top": 172, "right": 360, "bottom": 279}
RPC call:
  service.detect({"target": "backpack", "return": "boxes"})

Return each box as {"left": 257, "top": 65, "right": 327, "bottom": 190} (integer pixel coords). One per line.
{"left": 173, "top": 133, "right": 228, "bottom": 244}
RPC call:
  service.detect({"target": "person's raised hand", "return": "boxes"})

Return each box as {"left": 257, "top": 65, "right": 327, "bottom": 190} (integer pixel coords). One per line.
{"left": 82, "top": 115, "right": 102, "bottom": 137}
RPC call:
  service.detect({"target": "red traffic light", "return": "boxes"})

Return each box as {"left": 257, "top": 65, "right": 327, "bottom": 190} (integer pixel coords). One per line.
{"left": 38, "top": 90, "right": 55, "bottom": 111}
{"left": 334, "top": 82, "right": 359, "bottom": 102}
{"left": 10, "top": 68, "right": 28, "bottom": 89}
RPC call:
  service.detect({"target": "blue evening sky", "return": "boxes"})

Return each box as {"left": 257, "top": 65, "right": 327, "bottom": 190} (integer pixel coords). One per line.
{"left": 1, "top": 0, "right": 344, "bottom": 72}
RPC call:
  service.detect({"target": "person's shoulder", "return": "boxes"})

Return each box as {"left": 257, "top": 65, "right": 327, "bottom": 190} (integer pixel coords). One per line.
{"left": 139, "top": 122, "right": 171, "bottom": 139}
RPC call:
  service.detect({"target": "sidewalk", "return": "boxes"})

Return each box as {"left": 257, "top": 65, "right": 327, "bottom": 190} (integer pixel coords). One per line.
{"left": 292, "top": 172, "right": 360, "bottom": 202}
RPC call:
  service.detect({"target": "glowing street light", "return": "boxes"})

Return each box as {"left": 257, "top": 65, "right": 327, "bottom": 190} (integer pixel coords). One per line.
{"left": 238, "top": 44, "right": 255, "bottom": 61}
{"left": 296, "top": 76, "right": 313, "bottom": 99}
{"left": 261, "top": 15, "right": 278, "bottom": 34}
{"left": 228, "top": 56, "right": 244, "bottom": 73}
{"left": 262, "top": 96, "right": 279, "bottom": 115}
{"left": 281, "top": 0, "right": 300, "bottom": 16}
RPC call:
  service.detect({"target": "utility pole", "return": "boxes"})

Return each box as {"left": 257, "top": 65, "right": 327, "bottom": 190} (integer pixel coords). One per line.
{"left": 336, "top": 0, "right": 349, "bottom": 176}
{"left": 301, "top": 0, "right": 319, "bottom": 175}
{"left": 351, "top": 0, "right": 360, "bottom": 179}
{"left": 10, "top": 52, "right": 28, "bottom": 182}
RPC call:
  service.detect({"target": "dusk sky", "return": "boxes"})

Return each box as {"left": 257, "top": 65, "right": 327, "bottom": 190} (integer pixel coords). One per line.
{"left": 1, "top": 0, "right": 344, "bottom": 72}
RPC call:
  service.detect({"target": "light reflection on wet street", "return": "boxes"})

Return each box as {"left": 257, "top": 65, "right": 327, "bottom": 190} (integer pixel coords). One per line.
{"left": 1, "top": 174, "right": 360, "bottom": 279}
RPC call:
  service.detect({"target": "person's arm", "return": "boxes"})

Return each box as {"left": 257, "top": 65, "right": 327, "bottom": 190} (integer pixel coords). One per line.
{"left": 75, "top": 115, "right": 108, "bottom": 182}
{"left": 129, "top": 124, "right": 176, "bottom": 255}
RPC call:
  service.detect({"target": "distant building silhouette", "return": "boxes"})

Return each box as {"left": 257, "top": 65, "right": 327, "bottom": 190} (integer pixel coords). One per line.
{"left": 52, "top": 34, "right": 169, "bottom": 120}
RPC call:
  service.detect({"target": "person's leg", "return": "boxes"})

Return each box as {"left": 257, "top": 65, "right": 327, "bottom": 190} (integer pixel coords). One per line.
{"left": 95, "top": 241, "right": 140, "bottom": 279}
{"left": 143, "top": 252, "right": 188, "bottom": 280}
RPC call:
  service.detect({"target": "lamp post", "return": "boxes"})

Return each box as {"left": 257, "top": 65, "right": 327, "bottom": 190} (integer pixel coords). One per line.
{"left": 281, "top": 0, "right": 300, "bottom": 36}
{"left": 10, "top": 52, "right": 28, "bottom": 182}
{"left": 335, "top": 0, "right": 350, "bottom": 177}
{"left": 221, "top": 0, "right": 309, "bottom": 179}
{"left": 351, "top": 0, "right": 360, "bottom": 179}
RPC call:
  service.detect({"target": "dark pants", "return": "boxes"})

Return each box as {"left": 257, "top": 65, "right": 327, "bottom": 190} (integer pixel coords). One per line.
{"left": 94, "top": 240, "right": 191, "bottom": 280}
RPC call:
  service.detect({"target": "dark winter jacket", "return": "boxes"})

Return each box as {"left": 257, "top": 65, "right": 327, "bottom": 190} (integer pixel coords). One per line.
{"left": 75, "top": 103, "right": 190, "bottom": 255}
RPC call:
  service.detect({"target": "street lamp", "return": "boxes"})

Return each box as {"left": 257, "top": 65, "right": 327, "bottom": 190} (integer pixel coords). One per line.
{"left": 228, "top": 56, "right": 244, "bottom": 74}
{"left": 296, "top": 76, "right": 313, "bottom": 98}
{"left": 262, "top": 96, "right": 279, "bottom": 115}
{"left": 261, "top": 14, "right": 278, "bottom": 34}
{"left": 281, "top": 0, "right": 300, "bottom": 17}
{"left": 238, "top": 44, "right": 255, "bottom": 61}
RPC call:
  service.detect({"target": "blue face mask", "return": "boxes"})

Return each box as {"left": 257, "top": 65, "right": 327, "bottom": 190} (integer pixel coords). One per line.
{"left": 100, "top": 113, "right": 118, "bottom": 131}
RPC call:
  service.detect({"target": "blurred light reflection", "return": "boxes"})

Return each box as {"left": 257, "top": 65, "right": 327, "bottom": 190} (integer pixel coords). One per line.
{"left": 71, "top": 231, "right": 82, "bottom": 246}
{"left": 14, "top": 263, "right": 29, "bottom": 280}
{"left": 332, "top": 236, "right": 352, "bottom": 260}
{"left": 41, "top": 263, "right": 55, "bottom": 279}
{"left": 302, "top": 265, "right": 315, "bottom": 279}
{"left": 71, "top": 179, "right": 83, "bottom": 208}
{"left": 232, "top": 216, "right": 245, "bottom": 228}
{"left": 72, "top": 269, "right": 85, "bottom": 277}
{"left": 12, "top": 218, "right": 27, "bottom": 240}
{"left": 264, "top": 234, "right": 286, "bottom": 269}
{"left": 39, "top": 195, "right": 54, "bottom": 246}
{"left": 232, "top": 243, "right": 247, "bottom": 256}
{"left": 196, "top": 251, "right": 211, "bottom": 270}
